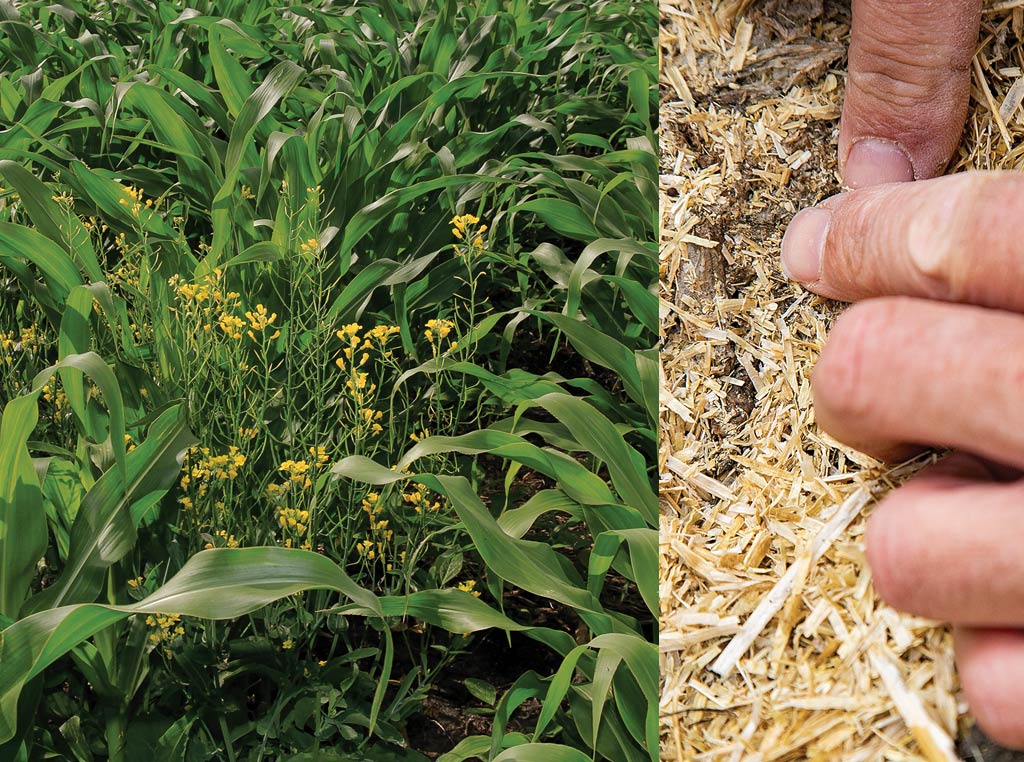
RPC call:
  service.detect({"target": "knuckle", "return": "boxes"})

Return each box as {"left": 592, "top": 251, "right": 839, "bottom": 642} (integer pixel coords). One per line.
{"left": 900, "top": 190, "right": 965, "bottom": 301}
{"left": 813, "top": 300, "right": 897, "bottom": 425}
{"left": 848, "top": 67, "right": 940, "bottom": 114}
{"left": 955, "top": 175, "right": 1024, "bottom": 303}
{"left": 900, "top": 174, "right": 1024, "bottom": 303}
{"left": 851, "top": 15, "right": 970, "bottom": 94}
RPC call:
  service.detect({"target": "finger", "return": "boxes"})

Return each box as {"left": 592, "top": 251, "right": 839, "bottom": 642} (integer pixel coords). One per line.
{"left": 866, "top": 455, "right": 1024, "bottom": 625}
{"left": 781, "top": 172, "right": 1024, "bottom": 310}
{"left": 841, "top": 0, "right": 981, "bottom": 188}
{"left": 812, "top": 298, "right": 1024, "bottom": 467}
{"left": 956, "top": 627, "right": 1024, "bottom": 749}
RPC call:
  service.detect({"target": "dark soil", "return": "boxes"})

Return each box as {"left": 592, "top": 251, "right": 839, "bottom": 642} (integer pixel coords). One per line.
{"left": 960, "top": 727, "right": 1024, "bottom": 762}
{"left": 406, "top": 628, "right": 561, "bottom": 757}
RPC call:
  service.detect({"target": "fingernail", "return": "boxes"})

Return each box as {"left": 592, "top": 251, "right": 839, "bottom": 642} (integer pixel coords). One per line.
{"left": 781, "top": 207, "right": 830, "bottom": 283}
{"left": 844, "top": 138, "right": 915, "bottom": 188}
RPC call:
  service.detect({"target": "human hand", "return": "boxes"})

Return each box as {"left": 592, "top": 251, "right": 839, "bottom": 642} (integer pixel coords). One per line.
{"left": 838, "top": 0, "right": 980, "bottom": 188}
{"left": 782, "top": 173, "right": 1024, "bottom": 748}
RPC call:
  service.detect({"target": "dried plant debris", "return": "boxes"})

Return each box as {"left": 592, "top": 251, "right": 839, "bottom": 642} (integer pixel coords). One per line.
{"left": 660, "top": 1, "right": 1024, "bottom": 760}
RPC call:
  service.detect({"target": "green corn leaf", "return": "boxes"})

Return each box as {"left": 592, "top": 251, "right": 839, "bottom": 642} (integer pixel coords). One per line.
{"left": 334, "top": 174, "right": 507, "bottom": 271}
{"left": 334, "top": 431, "right": 615, "bottom": 507}
{"left": 57, "top": 287, "right": 100, "bottom": 446}
{"left": 332, "top": 587, "right": 576, "bottom": 657}
{"left": 532, "top": 393, "right": 656, "bottom": 527}
{"left": 21, "top": 404, "right": 194, "bottom": 615}
{"left": 66, "top": 163, "right": 176, "bottom": 241}
{"left": 491, "top": 744, "right": 592, "bottom": 762}
{"left": 30, "top": 352, "right": 128, "bottom": 485}
{"left": 0, "top": 547, "right": 390, "bottom": 746}
{"left": 497, "top": 490, "right": 581, "bottom": 540}
{"left": 531, "top": 311, "right": 646, "bottom": 413}
{"left": 587, "top": 528, "right": 657, "bottom": 616}
{"left": 436, "top": 736, "right": 491, "bottom": 762}
{"left": 603, "top": 275, "right": 658, "bottom": 333}
{"left": 515, "top": 199, "right": 600, "bottom": 243}
{"left": 0, "top": 394, "right": 46, "bottom": 620}
{"left": 207, "top": 60, "right": 305, "bottom": 268}
{"left": 0, "top": 222, "right": 83, "bottom": 303}
{"left": 0, "top": 160, "right": 99, "bottom": 282}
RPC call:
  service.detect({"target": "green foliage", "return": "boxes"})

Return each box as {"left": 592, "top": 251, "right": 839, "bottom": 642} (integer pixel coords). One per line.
{"left": 0, "top": 0, "right": 657, "bottom": 759}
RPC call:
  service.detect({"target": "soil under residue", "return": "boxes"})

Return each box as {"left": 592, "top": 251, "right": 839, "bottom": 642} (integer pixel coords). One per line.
{"left": 406, "top": 628, "right": 559, "bottom": 757}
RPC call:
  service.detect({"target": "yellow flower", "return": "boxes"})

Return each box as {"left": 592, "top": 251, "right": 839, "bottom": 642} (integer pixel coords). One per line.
{"left": 245, "top": 304, "right": 277, "bottom": 331}
{"left": 213, "top": 529, "right": 239, "bottom": 548}
{"left": 282, "top": 639, "right": 294, "bottom": 650}
{"left": 424, "top": 318, "right": 455, "bottom": 343}
{"left": 238, "top": 425, "right": 260, "bottom": 440}
{"left": 403, "top": 484, "right": 441, "bottom": 515}
{"left": 360, "top": 408, "right": 383, "bottom": 426}
{"left": 219, "top": 313, "right": 245, "bottom": 340}
{"left": 146, "top": 613, "right": 185, "bottom": 646}
{"left": 450, "top": 214, "right": 480, "bottom": 231}
{"left": 337, "top": 323, "right": 361, "bottom": 341}
{"left": 458, "top": 580, "right": 482, "bottom": 598}
{"left": 355, "top": 539, "right": 377, "bottom": 560}
{"left": 277, "top": 507, "right": 311, "bottom": 534}
{"left": 366, "top": 325, "right": 400, "bottom": 343}
{"left": 279, "top": 459, "right": 311, "bottom": 484}
{"left": 19, "top": 325, "right": 38, "bottom": 350}
{"left": 346, "top": 372, "right": 370, "bottom": 391}
{"left": 361, "top": 493, "right": 381, "bottom": 517}
{"left": 451, "top": 214, "right": 487, "bottom": 257}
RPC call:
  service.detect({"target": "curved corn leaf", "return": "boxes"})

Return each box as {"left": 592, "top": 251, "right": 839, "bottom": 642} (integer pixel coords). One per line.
{"left": 533, "top": 393, "right": 655, "bottom": 526}
{"left": 21, "top": 404, "right": 195, "bottom": 615}
{"left": 529, "top": 311, "right": 647, "bottom": 415}
{"left": 492, "top": 745, "right": 591, "bottom": 762}
{"left": 587, "top": 528, "right": 657, "bottom": 616}
{"left": 334, "top": 432, "right": 615, "bottom": 508}
{"left": 0, "top": 395, "right": 46, "bottom": 620}
{"left": 332, "top": 588, "right": 576, "bottom": 657}
{"left": 0, "top": 160, "right": 99, "bottom": 281}
{"left": 0, "top": 222, "right": 83, "bottom": 303}
{"left": 0, "top": 547, "right": 389, "bottom": 745}
{"left": 30, "top": 352, "right": 128, "bottom": 484}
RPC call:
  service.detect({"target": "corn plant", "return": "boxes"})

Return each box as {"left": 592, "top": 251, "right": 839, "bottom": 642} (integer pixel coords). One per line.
{"left": 0, "top": 1, "right": 656, "bottom": 759}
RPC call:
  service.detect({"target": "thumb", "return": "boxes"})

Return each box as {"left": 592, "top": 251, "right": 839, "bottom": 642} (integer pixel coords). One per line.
{"left": 840, "top": 0, "right": 981, "bottom": 188}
